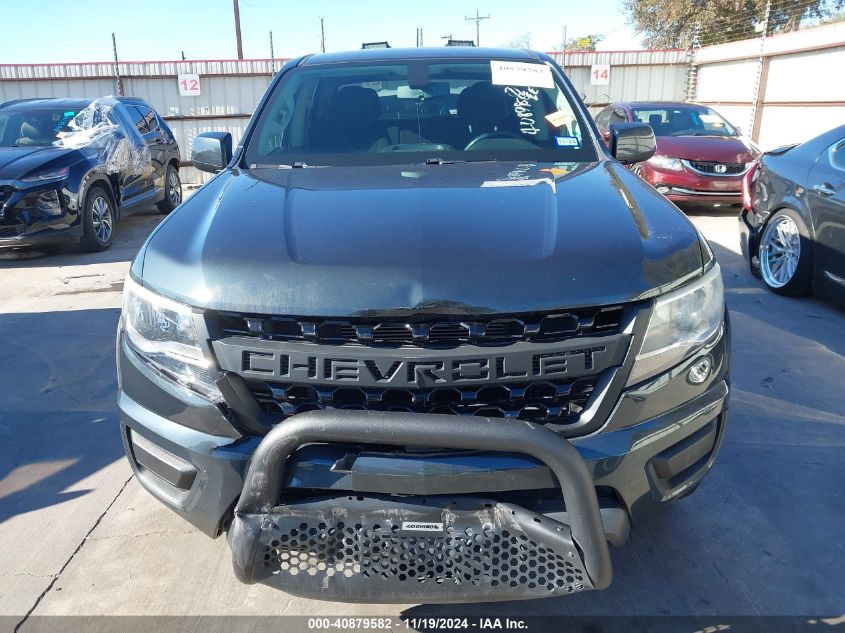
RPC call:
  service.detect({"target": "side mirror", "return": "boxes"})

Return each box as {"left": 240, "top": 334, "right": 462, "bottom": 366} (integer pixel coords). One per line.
{"left": 610, "top": 122, "right": 656, "bottom": 164}
{"left": 192, "top": 132, "right": 233, "bottom": 173}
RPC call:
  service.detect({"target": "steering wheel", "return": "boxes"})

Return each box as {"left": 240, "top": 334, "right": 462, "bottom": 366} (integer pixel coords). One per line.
{"left": 464, "top": 130, "right": 526, "bottom": 151}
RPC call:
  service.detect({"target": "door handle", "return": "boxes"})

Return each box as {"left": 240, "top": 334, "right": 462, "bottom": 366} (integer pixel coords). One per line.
{"left": 813, "top": 183, "right": 836, "bottom": 196}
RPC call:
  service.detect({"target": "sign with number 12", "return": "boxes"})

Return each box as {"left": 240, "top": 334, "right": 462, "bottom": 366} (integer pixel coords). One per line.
{"left": 590, "top": 64, "right": 610, "bottom": 86}
{"left": 178, "top": 73, "right": 201, "bottom": 96}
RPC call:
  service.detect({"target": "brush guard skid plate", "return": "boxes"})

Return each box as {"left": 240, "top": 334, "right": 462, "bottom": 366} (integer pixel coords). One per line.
{"left": 228, "top": 409, "right": 613, "bottom": 603}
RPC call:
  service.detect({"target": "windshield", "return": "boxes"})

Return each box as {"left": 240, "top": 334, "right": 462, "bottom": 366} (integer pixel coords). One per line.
{"left": 0, "top": 104, "right": 116, "bottom": 148}
{"left": 244, "top": 58, "right": 597, "bottom": 167}
{"left": 0, "top": 107, "right": 82, "bottom": 147}
{"left": 631, "top": 105, "right": 738, "bottom": 138}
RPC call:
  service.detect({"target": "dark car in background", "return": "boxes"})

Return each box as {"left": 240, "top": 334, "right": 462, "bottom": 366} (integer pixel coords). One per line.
{"left": 595, "top": 101, "right": 758, "bottom": 207}
{"left": 740, "top": 124, "right": 845, "bottom": 303}
{"left": 0, "top": 96, "right": 181, "bottom": 252}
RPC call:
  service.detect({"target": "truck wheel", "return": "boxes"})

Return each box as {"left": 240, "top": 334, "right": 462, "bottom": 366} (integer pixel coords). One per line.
{"left": 758, "top": 209, "right": 812, "bottom": 296}
{"left": 80, "top": 185, "right": 115, "bottom": 252}
{"left": 157, "top": 163, "right": 182, "bottom": 214}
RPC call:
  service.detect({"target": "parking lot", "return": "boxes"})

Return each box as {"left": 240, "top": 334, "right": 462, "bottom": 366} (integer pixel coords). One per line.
{"left": 0, "top": 201, "right": 843, "bottom": 626}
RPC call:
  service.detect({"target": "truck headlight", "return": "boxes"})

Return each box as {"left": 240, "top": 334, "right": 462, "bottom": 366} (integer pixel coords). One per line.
{"left": 647, "top": 155, "right": 684, "bottom": 171}
{"left": 627, "top": 264, "right": 725, "bottom": 386}
{"left": 122, "top": 276, "right": 223, "bottom": 402}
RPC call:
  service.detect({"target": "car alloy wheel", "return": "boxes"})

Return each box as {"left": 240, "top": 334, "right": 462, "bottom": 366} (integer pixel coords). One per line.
{"left": 168, "top": 169, "right": 182, "bottom": 206}
{"left": 760, "top": 214, "right": 801, "bottom": 288}
{"left": 91, "top": 195, "right": 113, "bottom": 243}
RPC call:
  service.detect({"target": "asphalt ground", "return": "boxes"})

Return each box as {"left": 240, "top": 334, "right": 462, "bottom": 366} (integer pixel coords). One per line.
{"left": 1, "top": 200, "right": 843, "bottom": 630}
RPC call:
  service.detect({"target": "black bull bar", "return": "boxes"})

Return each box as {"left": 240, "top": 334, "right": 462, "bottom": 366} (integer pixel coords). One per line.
{"left": 229, "top": 409, "right": 613, "bottom": 603}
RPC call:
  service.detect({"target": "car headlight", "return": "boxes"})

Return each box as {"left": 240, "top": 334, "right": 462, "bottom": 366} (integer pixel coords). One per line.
{"left": 647, "top": 155, "right": 684, "bottom": 171}
{"left": 627, "top": 264, "right": 725, "bottom": 386}
{"left": 122, "top": 276, "right": 223, "bottom": 402}
{"left": 20, "top": 166, "right": 69, "bottom": 182}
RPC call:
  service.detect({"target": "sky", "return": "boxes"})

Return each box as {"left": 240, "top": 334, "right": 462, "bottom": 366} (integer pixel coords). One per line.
{"left": 0, "top": 0, "right": 642, "bottom": 65}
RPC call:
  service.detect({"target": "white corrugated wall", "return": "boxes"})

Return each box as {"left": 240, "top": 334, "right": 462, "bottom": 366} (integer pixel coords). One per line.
{"left": 694, "top": 22, "right": 845, "bottom": 150}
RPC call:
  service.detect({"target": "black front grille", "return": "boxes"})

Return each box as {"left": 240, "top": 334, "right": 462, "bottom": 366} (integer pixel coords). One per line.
{"left": 247, "top": 376, "right": 597, "bottom": 427}
{"left": 0, "top": 225, "right": 22, "bottom": 239}
{"left": 0, "top": 186, "right": 13, "bottom": 221}
{"left": 249, "top": 495, "right": 593, "bottom": 600}
{"left": 209, "top": 306, "right": 625, "bottom": 348}
{"left": 687, "top": 161, "right": 747, "bottom": 175}
{"left": 262, "top": 517, "right": 586, "bottom": 593}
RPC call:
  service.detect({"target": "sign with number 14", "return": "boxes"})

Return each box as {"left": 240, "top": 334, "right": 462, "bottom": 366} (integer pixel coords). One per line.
{"left": 590, "top": 64, "right": 610, "bottom": 86}
{"left": 178, "top": 73, "right": 201, "bottom": 96}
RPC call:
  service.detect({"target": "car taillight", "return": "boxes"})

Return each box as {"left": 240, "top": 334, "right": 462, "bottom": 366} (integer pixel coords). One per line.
{"left": 742, "top": 161, "right": 760, "bottom": 211}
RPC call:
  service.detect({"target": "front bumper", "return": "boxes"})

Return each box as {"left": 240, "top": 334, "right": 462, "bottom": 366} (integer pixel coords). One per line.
{"left": 248, "top": 494, "right": 593, "bottom": 601}
{"left": 117, "top": 313, "right": 731, "bottom": 602}
{"left": 638, "top": 163, "right": 743, "bottom": 204}
{"left": 0, "top": 182, "right": 83, "bottom": 249}
{"left": 229, "top": 409, "right": 611, "bottom": 602}
{"left": 665, "top": 188, "right": 742, "bottom": 204}
{"left": 0, "top": 224, "right": 82, "bottom": 249}
{"left": 739, "top": 207, "right": 761, "bottom": 269}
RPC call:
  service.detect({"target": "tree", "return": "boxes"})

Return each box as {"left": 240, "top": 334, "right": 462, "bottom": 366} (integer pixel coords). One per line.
{"left": 624, "top": 0, "right": 845, "bottom": 48}
{"left": 502, "top": 32, "right": 533, "bottom": 49}
{"left": 565, "top": 34, "right": 604, "bottom": 50}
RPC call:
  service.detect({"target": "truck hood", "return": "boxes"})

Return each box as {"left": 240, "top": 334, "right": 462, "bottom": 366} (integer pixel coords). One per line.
{"left": 137, "top": 160, "right": 704, "bottom": 316}
{"left": 654, "top": 135, "right": 757, "bottom": 163}
{"left": 0, "top": 146, "right": 80, "bottom": 181}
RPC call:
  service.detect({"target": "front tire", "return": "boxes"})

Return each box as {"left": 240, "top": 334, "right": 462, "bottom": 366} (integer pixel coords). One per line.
{"left": 758, "top": 209, "right": 812, "bottom": 296}
{"left": 80, "top": 185, "right": 115, "bottom": 252}
{"left": 157, "top": 163, "right": 182, "bottom": 214}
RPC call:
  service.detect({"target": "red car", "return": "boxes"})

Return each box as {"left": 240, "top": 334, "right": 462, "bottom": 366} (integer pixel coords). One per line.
{"left": 594, "top": 101, "right": 759, "bottom": 207}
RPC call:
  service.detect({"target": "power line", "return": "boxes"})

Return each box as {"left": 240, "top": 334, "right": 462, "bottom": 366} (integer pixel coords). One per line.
{"left": 465, "top": 10, "right": 491, "bottom": 46}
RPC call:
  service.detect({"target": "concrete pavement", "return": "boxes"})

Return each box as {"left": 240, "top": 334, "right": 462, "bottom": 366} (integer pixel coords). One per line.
{"left": 1, "top": 206, "right": 843, "bottom": 626}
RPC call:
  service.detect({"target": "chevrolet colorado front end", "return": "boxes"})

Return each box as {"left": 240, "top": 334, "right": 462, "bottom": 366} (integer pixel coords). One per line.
{"left": 117, "top": 47, "right": 730, "bottom": 603}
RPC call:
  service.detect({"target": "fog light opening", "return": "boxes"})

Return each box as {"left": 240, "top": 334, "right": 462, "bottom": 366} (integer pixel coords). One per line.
{"left": 688, "top": 356, "right": 713, "bottom": 385}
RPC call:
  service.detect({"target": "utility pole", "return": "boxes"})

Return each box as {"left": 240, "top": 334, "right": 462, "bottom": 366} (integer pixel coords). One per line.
{"left": 233, "top": 0, "right": 244, "bottom": 59}
{"left": 465, "top": 10, "right": 490, "bottom": 46}
{"left": 269, "top": 30, "right": 275, "bottom": 73}
{"left": 561, "top": 25, "right": 567, "bottom": 71}
{"left": 111, "top": 33, "right": 123, "bottom": 96}
{"left": 749, "top": 0, "right": 772, "bottom": 142}
{"left": 320, "top": 17, "right": 326, "bottom": 53}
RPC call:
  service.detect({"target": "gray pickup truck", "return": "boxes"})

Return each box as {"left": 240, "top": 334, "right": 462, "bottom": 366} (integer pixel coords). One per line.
{"left": 117, "top": 47, "right": 730, "bottom": 603}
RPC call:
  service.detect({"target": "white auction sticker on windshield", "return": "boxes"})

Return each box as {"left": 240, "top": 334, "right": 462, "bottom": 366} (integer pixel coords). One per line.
{"left": 491, "top": 61, "right": 554, "bottom": 88}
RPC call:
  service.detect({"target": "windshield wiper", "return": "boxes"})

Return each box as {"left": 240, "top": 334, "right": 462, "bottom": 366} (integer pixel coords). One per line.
{"left": 424, "top": 157, "right": 466, "bottom": 165}
{"left": 249, "top": 162, "right": 317, "bottom": 169}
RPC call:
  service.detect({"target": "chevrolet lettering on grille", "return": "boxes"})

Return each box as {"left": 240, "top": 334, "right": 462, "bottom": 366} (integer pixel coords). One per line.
{"left": 213, "top": 336, "right": 630, "bottom": 389}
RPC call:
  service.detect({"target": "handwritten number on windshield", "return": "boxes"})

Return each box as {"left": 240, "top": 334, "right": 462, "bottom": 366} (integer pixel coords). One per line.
{"left": 504, "top": 86, "right": 541, "bottom": 136}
